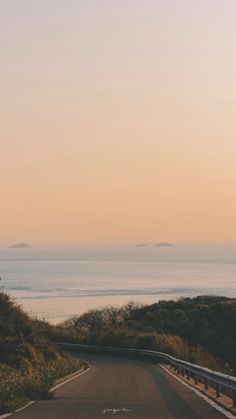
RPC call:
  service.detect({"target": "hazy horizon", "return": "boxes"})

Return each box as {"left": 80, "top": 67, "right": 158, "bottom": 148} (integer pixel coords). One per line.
{"left": 1, "top": 243, "right": 236, "bottom": 322}
{"left": 1, "top": 1, "right": 236, "bottom": 245}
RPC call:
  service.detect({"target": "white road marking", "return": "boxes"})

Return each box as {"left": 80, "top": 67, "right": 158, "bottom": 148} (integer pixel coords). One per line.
{"left": 51, "top": 366, "right": 90, "bottom": 391}
{"left": 0, "top": 402, "right": 35, "bottom": 419}
{"left": 160, "top": 365, "right": 236, "bottom": 419}
{"left": 0, "top": 368, "right": 90, "bottom": 419}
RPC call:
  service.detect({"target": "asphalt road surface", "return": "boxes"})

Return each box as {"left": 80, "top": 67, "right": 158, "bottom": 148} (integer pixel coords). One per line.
{"left": 12, "top": 353, "right": 227, "bottom": 419}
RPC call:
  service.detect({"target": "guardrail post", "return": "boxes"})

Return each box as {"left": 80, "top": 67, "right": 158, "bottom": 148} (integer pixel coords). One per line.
{"left": 177, "top": 366, "right": 180, "bottom": 374}
{"left": 232, "top": 390, "right": 236, "bottom": 408}
{"left": 182, "top": 368, "right": 185, "bottom": 377}
{"left": 194, "top": 373, "right": 199, "bottom": 385}
{"left": 204, "top": 378, "right": 209, "bottom": 390}
{"left": 216, "top": 383, "right": 221, "bottom": 398}
{"left": 186, "top": 370, "right": 190, "bottom": 380}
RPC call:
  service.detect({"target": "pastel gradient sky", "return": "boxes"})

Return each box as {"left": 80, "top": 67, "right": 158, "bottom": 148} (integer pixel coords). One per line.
{"left": 1, "top": 1, "right": 236, "bottom": 245}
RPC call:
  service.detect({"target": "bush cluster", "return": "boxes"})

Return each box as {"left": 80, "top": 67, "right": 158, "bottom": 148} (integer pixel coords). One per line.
{"left": 37, "top": 296, "right": 236, "bottom": 375}
{"left": 0, "top": 292, "right": 85, "bottom": 413}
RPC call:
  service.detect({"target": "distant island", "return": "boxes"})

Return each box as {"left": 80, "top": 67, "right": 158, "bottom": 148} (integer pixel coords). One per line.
{"left": 8, "top": 243, "right": 31, "bottom": 249}
{"left": 136, "top": 242, "right": 174, "bottom": 248}
{"left": 155, "top": 242, "right": 174, "bottom": 248}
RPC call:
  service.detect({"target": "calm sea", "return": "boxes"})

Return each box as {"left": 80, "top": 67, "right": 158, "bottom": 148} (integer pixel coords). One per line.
{"left": 1, "top": 245, "right": 236, "bottom": 323}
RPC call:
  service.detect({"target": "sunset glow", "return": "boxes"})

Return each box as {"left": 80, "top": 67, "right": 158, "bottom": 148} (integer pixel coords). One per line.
{"left": 1, "top": 1, "right": 236, "bottom": 245}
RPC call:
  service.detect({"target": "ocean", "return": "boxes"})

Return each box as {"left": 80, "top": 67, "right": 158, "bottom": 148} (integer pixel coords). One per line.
{"left": 0, "top": 244, "right": 236, "bottom": 323}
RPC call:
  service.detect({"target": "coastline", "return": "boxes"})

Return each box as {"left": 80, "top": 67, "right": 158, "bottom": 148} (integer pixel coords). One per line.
{"left": 16, "top": 294, "right": 163, "bottom": 324}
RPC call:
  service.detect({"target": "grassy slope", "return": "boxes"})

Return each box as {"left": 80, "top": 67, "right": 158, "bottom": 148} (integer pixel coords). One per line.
{"left": 0, "top": 292, "right": 86, "bottom": 413}
{"left": 37, "top": 296, "right": 236, "bottom": 375}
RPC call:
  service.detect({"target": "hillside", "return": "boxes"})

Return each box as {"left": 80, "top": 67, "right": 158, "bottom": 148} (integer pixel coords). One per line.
{"left": 0, "top": 292, "right": 85, "bottom": 413}
{"left": 131, "top": 295, "right": 236, "bottom": 370}
{"left": 2, "top": 293, "right": 235, "bottom": 412}
{"left": 38, "top": 296, "right": 236, "bottom": 375}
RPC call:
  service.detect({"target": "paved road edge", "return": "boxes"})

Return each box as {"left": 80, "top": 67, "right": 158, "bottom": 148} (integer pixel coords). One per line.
{"left": 0, "top": 367, "right": 90, "bottom": 419}
{"left": 161, "top": 365, "right": 236, "bottom": 419}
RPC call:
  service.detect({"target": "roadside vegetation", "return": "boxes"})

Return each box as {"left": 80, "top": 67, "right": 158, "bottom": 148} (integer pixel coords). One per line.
{"left": 0, "top": 292, "right": 86, "bottom": 413}
{"left": 1, "top": 293, "right": 235, "bottom": 412}
{"left": 37, "top": 296, "right": 236, "bottom": 375}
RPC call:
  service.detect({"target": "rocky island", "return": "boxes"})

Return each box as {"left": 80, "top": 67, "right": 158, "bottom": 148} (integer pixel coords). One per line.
{"left": 8, "top": 243, "right": 31, "bottom": 249}
{"left": 155, "top": 242, "right": 174, "bottom": 248}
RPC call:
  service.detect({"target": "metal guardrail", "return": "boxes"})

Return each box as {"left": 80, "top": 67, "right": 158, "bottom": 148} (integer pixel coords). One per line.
{"left": 56, "top": 342, "right": 236, "bottom": 409}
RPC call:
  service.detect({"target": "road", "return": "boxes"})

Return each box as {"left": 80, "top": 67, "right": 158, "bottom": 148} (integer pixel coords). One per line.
{"left": 12, "top": 353, "right": 226, "bottom": 419}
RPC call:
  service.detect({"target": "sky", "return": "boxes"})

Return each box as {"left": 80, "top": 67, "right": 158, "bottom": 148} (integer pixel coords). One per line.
{"left": 1, "top": 0, "right": 236, "bottom": 246}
